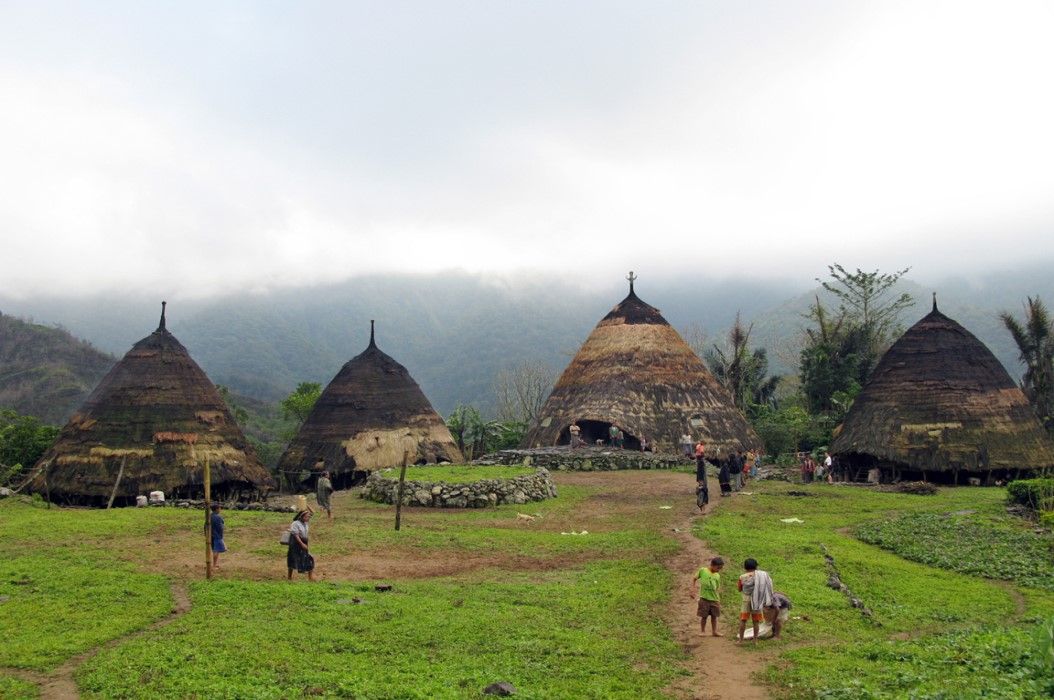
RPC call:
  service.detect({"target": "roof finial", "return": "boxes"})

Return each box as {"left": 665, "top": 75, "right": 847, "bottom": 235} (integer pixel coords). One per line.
{"left": 369, "top": 319, "right": 376, "bottom": 348}
{"left": 932, "top": 292, "right": 938, "bottom": 313}
{"left": 626, "top": 270, "right": 637, "bottom": 295}
{"left": 159, "top": 301, "right": 167, "bottom": 331}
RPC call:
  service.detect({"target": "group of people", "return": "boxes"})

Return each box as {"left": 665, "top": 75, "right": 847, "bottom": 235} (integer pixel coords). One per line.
{"left": 800, "top": 451, "right": 835, "bottom": 484}
{"left": 693, "top": 441, "right": 762, "bottom": 508}
{"left": 567, "top": 421, "right": 651, "bottom": 452}
{"left": 694, "top": 556, "right": 790, "bottom": 642}
{"left": 206, "top": 469, "right": 336, "bottom": 582}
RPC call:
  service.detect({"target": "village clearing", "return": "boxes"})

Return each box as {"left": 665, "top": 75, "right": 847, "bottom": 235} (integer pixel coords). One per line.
{"left": 1, "top": 471, "right": 1052, "bottom": 699}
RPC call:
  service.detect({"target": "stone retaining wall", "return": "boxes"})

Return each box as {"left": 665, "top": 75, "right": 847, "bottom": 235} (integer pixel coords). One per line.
{"left": 362, "top": 468, "right": 557, "bottom": 508}
{"left": 475, "top": 447, "right": 689, "bottom": 472}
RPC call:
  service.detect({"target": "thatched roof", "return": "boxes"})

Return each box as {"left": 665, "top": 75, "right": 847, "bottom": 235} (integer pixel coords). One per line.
{"left": 831, "top": 299, "right": 1054, "bottom": 474}
{"left": 277, "top": 322, "right": 462, "bottom": 477}
{"left": 31, "top": 303, "right": 274, "bottom": 504}
{"left": 523, "top": 280, "right": 762, "bottom": 454}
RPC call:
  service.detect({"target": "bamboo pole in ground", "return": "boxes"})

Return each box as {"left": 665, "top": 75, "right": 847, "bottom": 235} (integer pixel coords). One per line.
{"left": 106, "top": 456, "right": 127, "bottom": 510}
{"left": 395, "top": 450, "right": 410, "bottom": 531}
{"left": 204, "top": 456, "right": 212, "bottom": 580}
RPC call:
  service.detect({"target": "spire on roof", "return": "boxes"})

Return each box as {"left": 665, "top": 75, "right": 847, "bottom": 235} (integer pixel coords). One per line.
{"left": 369, "top": 319, "right": 376, "bottom": 348}
{"left": 932, "top": 292, "right": 938, "bottom": 313}
{"left": 158, "top": 301, "right": 167, "bottom": 331}
{"left": 626, "top": 271, "right": 637, "bottom": 295}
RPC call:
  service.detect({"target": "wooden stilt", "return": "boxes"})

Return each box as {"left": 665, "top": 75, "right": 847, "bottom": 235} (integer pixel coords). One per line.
{"left": 204, "top": 456, "right": 212, "bottom": 580}
{"left": 395, "top": 450, "right": 410, "bottom": 531}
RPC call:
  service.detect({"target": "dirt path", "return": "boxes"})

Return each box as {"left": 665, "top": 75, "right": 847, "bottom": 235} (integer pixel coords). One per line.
{"left": 664, "top": 484, "right": 773, "bottom": 700}
{"left": 0, "top": 581, "right": 191, "bottom": 699}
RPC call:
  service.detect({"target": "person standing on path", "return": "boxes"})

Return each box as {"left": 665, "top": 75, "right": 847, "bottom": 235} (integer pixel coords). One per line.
{"left": 287, "top": 510, "right": 315, "bottom": 581}
{"left": 316, "top": 470, "right": 334, "bottom": 521}
{"left": 609, "top": 424, "right": 619, "bottom": 447}
{"left": 737, "top": 558, "right": 775, "bottom": 643}
{"left": 694, "top": 441, "right": 709, "bottom": 509}
{"left": 209, "top": 503, "right": 226, "bottom": 570}
{"left": 681, "top": 433, "right": 693, "bottom": 458}
{"left": 694, "top": 556, "right": 725, "bottom": 636}
{"left": 718, "top": 453, "right": 732, "bottom": 497}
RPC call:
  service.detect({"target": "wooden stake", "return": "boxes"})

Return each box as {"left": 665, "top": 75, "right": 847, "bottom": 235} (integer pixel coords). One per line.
{"left": 106, "top": 456, "right": 127, "bottom": 510}
{"left": 395, "top": 450, "right": 410, "bottom": 531}
{"left": 204, "top": 456, "right": 212, "bottom": 580}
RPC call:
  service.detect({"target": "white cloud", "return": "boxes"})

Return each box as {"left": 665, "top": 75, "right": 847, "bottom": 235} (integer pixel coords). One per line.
{"left": 1, "top": 1, "right": 1052, "bottom": 297}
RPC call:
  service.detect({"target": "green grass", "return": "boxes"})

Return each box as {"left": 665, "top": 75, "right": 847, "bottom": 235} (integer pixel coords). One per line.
{"left": 383, "top": 465, "right": 537, "bottom": 482}
{"left": 0, "top": 553, "right": 172, "bottom": 671}
{"left": 78, "top": 561, "right": 683, "bottom": 699}
{"left": 0, "top": 675, "right": 38, "bottom": 699}
{"left": 857, "top": 511, "right": 1054, "bottom": 591}
{"left": 774, "top": 627, "right": 1053, "bottom": 699}
{"left": 699, "top": 482, "right": 1054, "bottom": 697}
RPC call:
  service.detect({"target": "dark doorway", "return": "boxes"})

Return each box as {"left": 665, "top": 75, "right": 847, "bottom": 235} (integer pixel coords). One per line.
{"left": 557, "top": 419, "right": 640, "bottom": 450}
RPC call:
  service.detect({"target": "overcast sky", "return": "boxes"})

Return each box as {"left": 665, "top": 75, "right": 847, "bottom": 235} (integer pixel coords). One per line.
{"left": 1, "top": 1, "right": 1052, "bottom": 298}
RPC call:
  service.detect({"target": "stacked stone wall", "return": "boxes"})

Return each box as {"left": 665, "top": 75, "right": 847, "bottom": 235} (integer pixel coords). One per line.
{"left": 362, "top": 467, "right": 557, "bottom": 508}
{"left": 476, "top": 447, "right": 689, "bottom": 472}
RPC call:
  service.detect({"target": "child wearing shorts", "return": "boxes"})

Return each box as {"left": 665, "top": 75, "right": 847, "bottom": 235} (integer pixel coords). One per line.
{"left": 737, "top": 558, "right": 763, "bottom": 643}
{"left": 693, "top": 556, "right": 724, "bottom": 636}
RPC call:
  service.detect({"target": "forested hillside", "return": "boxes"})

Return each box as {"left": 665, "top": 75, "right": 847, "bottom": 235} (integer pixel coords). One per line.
{"left": 0, "top": 313, "right": 115, "bottom": 424}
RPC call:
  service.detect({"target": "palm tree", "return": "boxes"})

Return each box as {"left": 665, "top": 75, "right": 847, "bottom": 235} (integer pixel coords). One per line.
{"left": 1000, "top": 296, "right": 1054, "bottom": 434}
{"left": 705, "top": 314, "right": 780, "bottom": 411}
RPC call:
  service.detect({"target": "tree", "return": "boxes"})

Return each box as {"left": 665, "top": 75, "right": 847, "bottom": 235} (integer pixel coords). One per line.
{"left": 704, "top": 313, "right": 780, "bottom": 411}
{"left": 0, "top": 409, "right": 59, "bottom": 483}
{"left": 801, "top": 265, "right": 914, "bottom": 414}
{"left": 1000, "top": 296, "right": 1054, "bottom": 434}
{"left": 281, "top": 382, "right": 322, "bottom": 424}
{"left": 493, "top": 360, "right": 556, "bottom": 426}
{"left": 799, "top": 298, "right": 868, "bottom": 413}
{"left": 819, "top": 264, "right": 914, "bottom": 364}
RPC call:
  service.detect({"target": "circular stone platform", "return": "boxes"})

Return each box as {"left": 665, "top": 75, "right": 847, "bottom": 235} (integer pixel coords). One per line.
{"left": 361, "top": 467, "right": 557, "bottom": 508}
{"left": 474, "top": 446, "right": 689, "bottom": 471}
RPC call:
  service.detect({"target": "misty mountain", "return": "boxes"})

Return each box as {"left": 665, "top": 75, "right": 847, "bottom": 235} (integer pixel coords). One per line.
{"left": 0, "top": 313, "right": 115, "bottom": 423}
{"left": 1, "top": 267, "right": 1048, "bottom": 419}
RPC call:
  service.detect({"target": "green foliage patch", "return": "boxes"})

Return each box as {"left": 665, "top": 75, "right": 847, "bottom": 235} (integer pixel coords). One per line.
{"left": 0, "top": 553, "right": 172, "bottom": 671}
{"left": 774, "top": 625, "right": 1054, "bottom": 699}
{"left": 856, "top": 511, "right": 1054, "bottom": 591}
{"left": 0, "top": 675, "right": 38, "bottom": 699}
{"left": 79, "top": 561, "right": 682, "bottom": 699}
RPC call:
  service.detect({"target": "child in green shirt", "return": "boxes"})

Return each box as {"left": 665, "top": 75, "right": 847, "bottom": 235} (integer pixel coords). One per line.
{"left": 693, "top": 556, "right": 724, "bottom": 636}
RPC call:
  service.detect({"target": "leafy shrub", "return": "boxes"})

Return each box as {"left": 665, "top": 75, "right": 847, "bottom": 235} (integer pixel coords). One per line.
{"left": 1007, "top": 478, "right": 1054, "bottom": 512}
{"left": 0, "top": 409, "right": 59, "bottom": 477}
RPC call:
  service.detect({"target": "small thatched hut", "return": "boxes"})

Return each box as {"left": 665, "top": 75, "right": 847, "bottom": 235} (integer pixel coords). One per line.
{"left": 277, "top": 322, "right": 462, "bottom": 488}
{"left": 523, "top": 276, "right": 762, "bottom": 455}
{"left": 831, "top": 298, "right": 1054, "bottom": 483}
{"left": 32, "top": 303, "right": 275, "bottom": 505}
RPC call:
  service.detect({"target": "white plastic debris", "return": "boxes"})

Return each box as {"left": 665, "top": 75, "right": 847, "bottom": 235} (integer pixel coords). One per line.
{"left": 779, "top": 517, "right": 804, "bottom": 524}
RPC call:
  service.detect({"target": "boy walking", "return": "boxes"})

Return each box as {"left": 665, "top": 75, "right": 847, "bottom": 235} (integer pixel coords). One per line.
{"left": 694, "top": 556, "right": 724, "bottom": 636}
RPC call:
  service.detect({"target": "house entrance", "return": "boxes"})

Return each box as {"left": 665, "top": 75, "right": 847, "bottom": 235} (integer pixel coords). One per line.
{"left": 558, "top": 419, "right": 640, "bottom": 450}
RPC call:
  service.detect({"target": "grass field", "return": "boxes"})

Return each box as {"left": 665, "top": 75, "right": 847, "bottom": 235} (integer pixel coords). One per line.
{"left": 1, "top": 474, "right": 1051, "bottom": 698}
{"left": 390, "top": 464, "right": 536, "bottom": 482}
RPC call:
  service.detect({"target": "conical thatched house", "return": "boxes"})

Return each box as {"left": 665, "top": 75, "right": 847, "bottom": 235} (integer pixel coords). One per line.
{"left": 831, "top": 298, "right": 1054, "bottom": 483}
{"left": 523, "top": 276, "right": 762, "bottom": 455}
{"left": 32, "top": 303, "right": 274, "bottom": 505}
{"left": 277, "top": 322, "right": 462, "bottom": 487}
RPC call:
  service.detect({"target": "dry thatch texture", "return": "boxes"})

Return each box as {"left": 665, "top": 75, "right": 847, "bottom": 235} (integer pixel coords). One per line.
{"left": 277, "top": 326, "right": 462, "bottom": 480}
{"left": 831, "top": 304, "right": 1054, "bottom": 476}
{"left": 523, "top": 289, "right": 762, "bottom": 454}
{"left": 31, "top": 307, "right": 274, "bottom": 504}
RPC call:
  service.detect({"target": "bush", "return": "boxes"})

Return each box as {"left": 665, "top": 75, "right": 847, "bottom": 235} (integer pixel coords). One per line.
{"left": 1007, "top": 479, "right": 1054, "bottom": 512}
